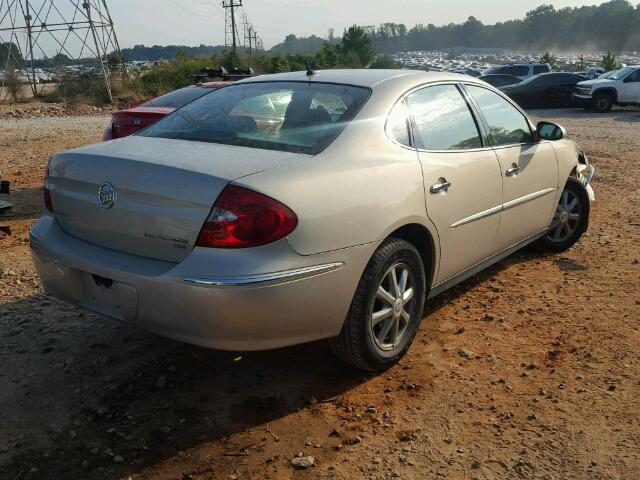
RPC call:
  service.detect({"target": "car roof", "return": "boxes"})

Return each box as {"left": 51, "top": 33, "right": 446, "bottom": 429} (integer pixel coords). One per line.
{"left": 237, "top": 69, "right": 472, "bottom": 89}
{"left": 482, "top": 74, "right": 519, "bottom": 78}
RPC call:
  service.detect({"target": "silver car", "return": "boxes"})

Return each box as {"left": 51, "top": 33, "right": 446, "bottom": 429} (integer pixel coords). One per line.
{"left": 31, "top": 70, "right": 595, "bottom": 371}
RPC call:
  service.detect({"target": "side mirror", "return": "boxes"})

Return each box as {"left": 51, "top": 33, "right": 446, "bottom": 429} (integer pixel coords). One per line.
{"left": 537, "top": 121, "right": 566, "bottom": 141}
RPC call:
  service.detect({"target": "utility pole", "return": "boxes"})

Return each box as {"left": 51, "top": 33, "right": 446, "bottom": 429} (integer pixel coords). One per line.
{"left": 23, "top": 0, "right": 37, "bottom": 96}
{"left": 222, "top": 0, "right": 242, "bottom": 54}
{"left": 252, "top": 30, "right": 259, "bottom": 53}
{"left": 247, "top": 26, "right": 252, "bottom": 56}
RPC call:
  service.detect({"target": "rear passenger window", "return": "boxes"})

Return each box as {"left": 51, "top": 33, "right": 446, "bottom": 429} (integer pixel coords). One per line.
{"left": 533, "top": 66, "right": 550, "bottom": 75}
{"left": 406, "top": 85, "right": 482, "bottom": 151}
{"left": 386, "top": 100, "right": 412, "bottom": 147}
{"left": 465, "top": 85, "right": 534, "bottom": 146}
{"left": 501, "top": 66, "right": 529, "bottom": 77}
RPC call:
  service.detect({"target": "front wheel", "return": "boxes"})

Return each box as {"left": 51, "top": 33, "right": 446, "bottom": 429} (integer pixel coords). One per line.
{"left": 592, "top": 92, "right": 613, "bottom": 113}
{"left": 330, "top": 238, "right": 426, "bottom": 372}
{"left": 534, "top": 177, "right": 590, "bottom": 253}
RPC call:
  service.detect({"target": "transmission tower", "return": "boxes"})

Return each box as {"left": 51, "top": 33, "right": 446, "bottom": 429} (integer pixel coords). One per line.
{"left": 222, "top": 0, "right": 242, "bottom": 54}
{"left": 0, "top": 0, "right": 126, "bottom": 102}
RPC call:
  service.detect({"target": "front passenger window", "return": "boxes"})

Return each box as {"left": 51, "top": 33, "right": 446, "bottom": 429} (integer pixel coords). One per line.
{"left": 628, "top": 70, "right": 640, "bottom": 82}
{"left": 465, "top": 85, "right": 534, "bottom": 146}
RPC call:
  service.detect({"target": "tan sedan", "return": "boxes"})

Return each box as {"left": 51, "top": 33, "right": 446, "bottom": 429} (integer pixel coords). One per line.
{"left": 31, "top": 69, "right": 595, "bottom": 371}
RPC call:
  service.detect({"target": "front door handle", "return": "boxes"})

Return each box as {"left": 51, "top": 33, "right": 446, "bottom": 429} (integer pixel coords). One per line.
{"left": 430, "top": 177, "right": 452, "bottom": 194}
{"left": 506, "top": 164, "right": 520, "bottom": 177}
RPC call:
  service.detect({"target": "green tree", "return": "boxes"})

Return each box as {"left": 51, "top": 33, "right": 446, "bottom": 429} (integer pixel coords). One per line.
{"left": 577, "top": 54, "right": 586, "bottom": 70}
{"left": 540, "top": 51, "right": 557, "bottom": 70}
{"left": 339, "top": 25, "right": 375, "bottom": 67}
{"left": 601, "top": 51, "right": 621, "bottom": 72}
{"left": 315, "top": 41, "right": 339, "bottom": 68}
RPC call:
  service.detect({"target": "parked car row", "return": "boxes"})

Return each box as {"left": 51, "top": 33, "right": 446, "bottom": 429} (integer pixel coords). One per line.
{"left": 477, "top": 64, "right": 640, "bottom": 111}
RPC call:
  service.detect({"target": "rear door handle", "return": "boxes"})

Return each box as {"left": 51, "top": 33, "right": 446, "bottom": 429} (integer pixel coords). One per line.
{"left": 506, "top": 164, "right": 520, "bottom": 177}
{"left": 430, "top": 177, "right": 451, "bottom": 194}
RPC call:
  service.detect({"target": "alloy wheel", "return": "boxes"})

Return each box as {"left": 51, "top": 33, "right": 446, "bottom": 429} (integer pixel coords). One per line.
{"left": 370, "top": 263, "right": 416, "bottom": 352}
{"left": 547, "top": 189, "right": 582, "bottom": 243}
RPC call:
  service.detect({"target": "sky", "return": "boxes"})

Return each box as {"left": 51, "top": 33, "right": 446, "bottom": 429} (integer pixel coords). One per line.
{"left": 107, "top": 0, "right": 604, "bottom": 49}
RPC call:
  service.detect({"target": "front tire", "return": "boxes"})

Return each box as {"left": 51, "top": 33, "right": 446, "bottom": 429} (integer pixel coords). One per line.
{"left": 592, "top": 92, "right": 613, "bottom": 113}
{"left": 534, "top": 177, "right": 590, "bottom": 253}
{"left": 330, "top": 238, "right": 426, "bottom": 372}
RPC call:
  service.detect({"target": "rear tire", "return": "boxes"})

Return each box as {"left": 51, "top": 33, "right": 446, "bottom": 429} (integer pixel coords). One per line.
{"left": 592, "top": 92, "right": 613, "bottom": 113}
{"left": 534, "top": 177, "right": 590, "bottom": 253}
{"left": 330, "top": 238, "right": 426, "bottom": 372}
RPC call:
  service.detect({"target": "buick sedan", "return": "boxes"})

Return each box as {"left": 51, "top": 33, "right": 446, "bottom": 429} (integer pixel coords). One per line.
{"left": 31, "top": 69, "right": 595, "bottom": 371}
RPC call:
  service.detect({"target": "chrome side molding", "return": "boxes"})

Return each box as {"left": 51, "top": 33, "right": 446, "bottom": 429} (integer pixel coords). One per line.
{"left": 181, "top": 262, "right": 345, "bottom": 289}
{"left": 450, "top": 187, "right": 556, "bottom": 228}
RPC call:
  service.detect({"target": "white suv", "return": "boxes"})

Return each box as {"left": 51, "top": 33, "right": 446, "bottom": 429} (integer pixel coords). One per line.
{"left": 485, "top": 63, "right": 551, "bottom": 80}
{"left": 573, "top": 65, "right": 640, "bottom": 112}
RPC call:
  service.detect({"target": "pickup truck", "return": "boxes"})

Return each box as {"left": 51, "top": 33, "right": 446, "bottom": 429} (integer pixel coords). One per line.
{"left": 573, "top": 65, "right": 640, "bottom": 112}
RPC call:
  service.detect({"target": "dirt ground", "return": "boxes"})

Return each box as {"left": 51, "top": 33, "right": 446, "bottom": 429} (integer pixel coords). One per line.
{"left": 0, "top": 105, "right": 639, "bottom": 480}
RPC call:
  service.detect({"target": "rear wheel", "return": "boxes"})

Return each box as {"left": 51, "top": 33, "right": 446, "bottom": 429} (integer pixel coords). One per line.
{"left": 534, "top": 177, "right": 590, "bottom": 253}
{"left": 330, "top": 238, "right": 426, "bottom": 372}
{"left": 592, "top": 92, "right": 613, "bottom": 113}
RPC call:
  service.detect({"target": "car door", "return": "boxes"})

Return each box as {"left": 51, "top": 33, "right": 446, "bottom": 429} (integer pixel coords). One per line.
{"left": 405, "top": 83, "right": 503, "bottom": 284}
{"left": 619, "top": 68, "right": 640, "bottom": 103}
{"left": 552, "top": 74, "right": 580, "bottom": 107}
{"left": 525, "top": 77, "right": 550, "bottom": 108}
{"left": 464, "top": 84, "right": 559, "bottom": 250}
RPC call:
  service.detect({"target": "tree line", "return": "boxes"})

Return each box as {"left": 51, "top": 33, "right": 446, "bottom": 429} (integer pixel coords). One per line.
{"left": 279, "top": 1, "right": 640, "bottom": 54}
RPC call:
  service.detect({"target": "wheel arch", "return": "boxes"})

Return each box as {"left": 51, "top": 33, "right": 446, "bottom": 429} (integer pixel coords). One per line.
{"left": 593, "top": 87, "right": 618, "bottom": 103}
{"left": 385, "top": 223, "right": 438, "bottom": 292}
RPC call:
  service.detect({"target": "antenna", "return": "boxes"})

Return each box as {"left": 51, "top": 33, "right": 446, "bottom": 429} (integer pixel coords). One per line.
{"left": 306, "top": 60, "right": 317, "bottom": 76}
{"left": 0, "top": 0, "right": 127, "bottom": 103}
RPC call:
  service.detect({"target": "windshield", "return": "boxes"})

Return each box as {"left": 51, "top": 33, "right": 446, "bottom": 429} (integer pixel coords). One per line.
{"left": 600, "top": 67, "right": 635, "bottom": 80}
{"left": 144, "top": 86, "right": 215, "bottom": 109}
{"left": 139, "top": 81, "right": 371, "bottom": 154}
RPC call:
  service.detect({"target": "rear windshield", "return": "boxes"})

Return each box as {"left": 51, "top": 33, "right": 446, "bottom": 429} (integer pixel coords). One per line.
{"left": 144, "top": 86, "right": 213, "bottom": 109}
{"left": 138, "top": 81, "right": 371, "bottom": 154}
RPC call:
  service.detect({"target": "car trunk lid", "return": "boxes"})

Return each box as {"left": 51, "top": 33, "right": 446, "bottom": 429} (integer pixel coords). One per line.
{"left": 48, "top": 136, "right": 301, "bottom": 262}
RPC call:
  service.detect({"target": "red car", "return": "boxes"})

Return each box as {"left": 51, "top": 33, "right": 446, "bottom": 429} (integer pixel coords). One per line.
{"left": 103, "top": 81, "right": 230, "bottom": 140}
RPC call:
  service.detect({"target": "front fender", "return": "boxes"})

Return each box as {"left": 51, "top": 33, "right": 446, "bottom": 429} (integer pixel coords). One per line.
{"left": 551, "top": 139, "right": 595, "bottom": 201}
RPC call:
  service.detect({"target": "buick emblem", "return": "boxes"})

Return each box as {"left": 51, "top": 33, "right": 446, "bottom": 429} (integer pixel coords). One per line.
{"left": 98, "top": 182, "right": 116, "bottom": 209}
{"left": 133, "top": 116, "right": 142, "bottom": 126}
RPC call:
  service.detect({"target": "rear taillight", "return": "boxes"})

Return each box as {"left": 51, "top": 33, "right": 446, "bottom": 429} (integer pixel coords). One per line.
{"left": 43, "top": 164, "right": 53, "bottom": 213}
{"left": 196, "top": 185, "right": 297, "bottom": 248}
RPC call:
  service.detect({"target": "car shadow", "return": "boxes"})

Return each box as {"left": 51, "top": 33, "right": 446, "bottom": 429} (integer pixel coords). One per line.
{"left": 0, "top": 186, "right": 44, "bottom": 221}
{"left": 1, "top": 246, "right": 547, "bottom": 479}
{"left": 0, "top": 292, "right": 370, "bottom": 480}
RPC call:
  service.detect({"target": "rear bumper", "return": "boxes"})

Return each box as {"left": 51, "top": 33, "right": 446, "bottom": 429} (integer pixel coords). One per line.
{"left": 30, "top": 215, "right": 375, "bottom": 351}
